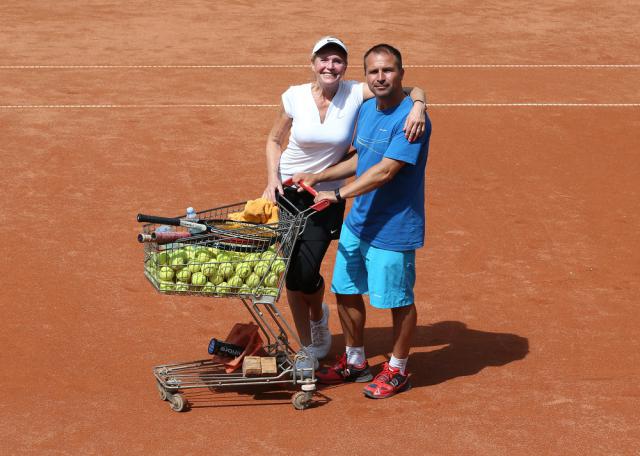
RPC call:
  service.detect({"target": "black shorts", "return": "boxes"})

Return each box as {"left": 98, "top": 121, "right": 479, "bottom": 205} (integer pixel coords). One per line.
{"left": 277, "top": 187, "right": 345, "bottom": 293}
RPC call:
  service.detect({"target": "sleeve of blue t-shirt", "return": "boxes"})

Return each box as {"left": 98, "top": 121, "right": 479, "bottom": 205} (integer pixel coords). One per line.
{"left": 383, "top": 126, "right": 424, "bottom": 165}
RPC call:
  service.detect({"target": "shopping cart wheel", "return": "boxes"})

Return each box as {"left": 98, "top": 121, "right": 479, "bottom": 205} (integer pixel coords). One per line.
{"left": 156, "top": 380, "right": 169, "bottom": 401}
{"left": 156, "top": 379, "right": 179, "bottom": 401}
{"left": 169, "top": 393, "right": 188, "bottom": 412}
{"left": 292, "top": 391, "right": 311, "bottom": 410}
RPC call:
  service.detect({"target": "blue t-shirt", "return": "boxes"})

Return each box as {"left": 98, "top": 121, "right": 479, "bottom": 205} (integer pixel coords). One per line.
{"left": 344, "top": 96, "right": 431, "bottom": 251}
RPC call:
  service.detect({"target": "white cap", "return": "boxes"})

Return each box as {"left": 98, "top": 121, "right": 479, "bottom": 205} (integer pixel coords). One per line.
{"left": 312, "top": 36, "right": 348, "bottom": 55}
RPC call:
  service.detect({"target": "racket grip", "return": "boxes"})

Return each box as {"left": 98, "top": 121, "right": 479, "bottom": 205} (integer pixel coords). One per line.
{"left": 137, "top": 233, "right": 153, "bottom": 243}
{"left": 137, "top": 213, "right": 182, "bottom": 226}
{"left": 208, "top": 338, "right": 245, "bottom": 358}
{"left": 152, "top": 231, "right": 193, "bottom": 244}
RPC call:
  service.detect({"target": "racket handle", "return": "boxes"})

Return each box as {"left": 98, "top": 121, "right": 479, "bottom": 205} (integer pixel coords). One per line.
{"left": 137, "top": 213, "right": 208, "bottom": 233}
{"left": 152, "top": 231, "right": 193, "bottom": 244}
{"left": 137, "top": 213, "right": 181, "bottom": 226}
{"left": 208, "top": 338, "right": 245, "bottom": 357}
{"left": 137, "top": 233, "right": 153, "bottom": 243}
{"left": 282, "top": 178, "right": 330, "bottom": 212}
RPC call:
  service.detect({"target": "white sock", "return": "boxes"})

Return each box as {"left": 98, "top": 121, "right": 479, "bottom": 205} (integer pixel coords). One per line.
{"left": 346, "top": 346, "right": 365, "bottom": 366}
{"left": 389, "top": 355, "right": 408, "bottom": 375}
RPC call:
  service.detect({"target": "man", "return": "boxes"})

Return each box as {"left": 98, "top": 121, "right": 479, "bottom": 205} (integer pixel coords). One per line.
{"left": 292, "top": 44, "right": 431, "bottom": 399}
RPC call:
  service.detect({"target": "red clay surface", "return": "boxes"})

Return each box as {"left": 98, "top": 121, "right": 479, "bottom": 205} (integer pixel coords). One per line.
{"left": 1, "top": 2, "right": 639, "bottom": 455}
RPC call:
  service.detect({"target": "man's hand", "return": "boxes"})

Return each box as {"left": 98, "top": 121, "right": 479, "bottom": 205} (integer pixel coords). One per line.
{"left": 291, "top": 172, "right": 320, "bottom": 191}
{"left": 403, "top": 101, "right": 427, "bottom": 143}
{"left": 314, "top": 190, "right": 337, "bottom": 204}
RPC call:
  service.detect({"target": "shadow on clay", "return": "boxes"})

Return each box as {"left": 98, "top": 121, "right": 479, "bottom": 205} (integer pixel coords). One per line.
{"left": 330, "top": 320, "right": 529, "bottom": 389}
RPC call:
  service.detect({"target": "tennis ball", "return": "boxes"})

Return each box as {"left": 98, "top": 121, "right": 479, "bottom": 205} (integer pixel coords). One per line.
{"left": 239, "top": 285, "right": 251, "bottom": 295}
{"left": 187, "top": 260, "right": 202, "bottom": 273}
{"left": 218, "top": 263, "right": 235, "bottom": 279}
{"left": 264, "top": 272, "right": 279, "bottom": 288}
{"left": 228, "top": 252, "right": 243, "bottom": 261}
{"left": 175, "top": 282, "right": 190, "bottom": 292}
{"left": 217, "top": 253, "right": 232, "bottom": 263}
{"left": 245, "top": 252, "right": 261, "bottom": 262}
{"left": 245, "top": 273, "right": 261, "bottom": 288}
{"left": 235, "top": 263, "right": 252, "bottom": 279}
{"left": 271, "top": 259, "right": 286, "bottom": 275}
{"left": 158, "top": 266, "right": 175, "bottom": 281}
{"left": 253, "top": 261, "right": 270, "bottom": 278}
{"left": 258, "top": 287, "right": 277, "bottom": 297}
{"left": 261, "top": 250, "right": 277, "bottom": 260}
{"left": 207, "top": 247, "right": 220, "bottom": 258}
{"left": 195, "top": 251, "right": 210, "bottom": 263}
{"left": 159, "top": 281, "right": 175, "bottom": 291}
{"left": 170, "top": 256, "right": 187, "bottom": 271}
{"left": 157, "top": 251, "right": 171, "bottom": 266}
{"left": 228, "top": 275, "right": 244, "bottom": 289}
{"left": 201, "top": 262, "right": 218, "bottom": 277}
{"left": 184, "top": 245, "right": 197, "bottom": 259}
{"left": 202, "top": 282, "right": 216, "bottom": 293}
{"left": 171, "top": 249, "right": 189, "bottom": 262}
{"left": 176, "top": 268, "right": 191, "bottom": 283}
{"left": 211, "top": 273, "right": 225, "bottom": 285}
{"left": 217, "top": 282, "right": 229, "bottom": 293}
{"left": 265, "top": 287, "right": 278, "bottom": 296}
{"left": 145, "top": 259, "right": 157, "bottom": 274}
{"left": 191, "top": 272, "right": 207, "bottom": 286}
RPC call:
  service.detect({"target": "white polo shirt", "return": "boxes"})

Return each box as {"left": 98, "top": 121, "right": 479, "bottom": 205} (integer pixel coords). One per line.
{"left": 279, "top": 80, "right": 364, "bottom": 191}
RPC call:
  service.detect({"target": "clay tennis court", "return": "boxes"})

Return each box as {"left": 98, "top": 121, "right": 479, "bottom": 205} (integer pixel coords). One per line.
{"left": 2, "top": 1, "right": 639, "bottom": 454}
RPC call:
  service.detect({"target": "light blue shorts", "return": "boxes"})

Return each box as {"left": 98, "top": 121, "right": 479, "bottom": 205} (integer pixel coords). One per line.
{"left": 330, "top": 225, "right": 416, "bottom": 309}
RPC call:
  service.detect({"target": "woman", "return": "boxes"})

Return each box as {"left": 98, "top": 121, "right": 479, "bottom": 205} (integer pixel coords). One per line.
{"left": 263, "top": 36, "right": 427, "bottom": 367}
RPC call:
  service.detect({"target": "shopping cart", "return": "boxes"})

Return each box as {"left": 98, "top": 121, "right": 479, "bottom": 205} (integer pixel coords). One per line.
{"left": 137, "top": 180, "right": 329, "bottom": 412}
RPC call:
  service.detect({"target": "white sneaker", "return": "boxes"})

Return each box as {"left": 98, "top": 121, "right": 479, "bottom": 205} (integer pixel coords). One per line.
{"left": 310, "top": 302, "right": 331, "bottom": 360}
{"left": 294, "top": 346, "right": 319, "bottom": 378}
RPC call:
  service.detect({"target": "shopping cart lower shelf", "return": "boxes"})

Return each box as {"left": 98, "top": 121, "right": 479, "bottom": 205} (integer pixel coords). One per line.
{"left": 152, "top": 296, "right": 318, "bottom": 411}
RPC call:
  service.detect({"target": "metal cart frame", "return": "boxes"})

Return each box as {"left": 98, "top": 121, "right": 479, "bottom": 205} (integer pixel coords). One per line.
{"left": 139, "top": 184, "right": 328, "bottom": 411}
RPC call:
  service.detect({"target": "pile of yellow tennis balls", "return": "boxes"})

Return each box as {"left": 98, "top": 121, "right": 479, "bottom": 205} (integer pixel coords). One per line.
{"left": 145, "top": 245, "right": 286, "bottom": 296}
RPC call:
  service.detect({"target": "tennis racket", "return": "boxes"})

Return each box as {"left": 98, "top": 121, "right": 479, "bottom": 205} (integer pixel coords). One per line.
{"left": 136, "top": 213, "right": 279, "bottom": 252}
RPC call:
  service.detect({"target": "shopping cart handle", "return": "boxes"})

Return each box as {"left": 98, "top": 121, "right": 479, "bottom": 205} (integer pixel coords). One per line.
{"left": 282, "top": 178, "right": 330, "bottom": 212}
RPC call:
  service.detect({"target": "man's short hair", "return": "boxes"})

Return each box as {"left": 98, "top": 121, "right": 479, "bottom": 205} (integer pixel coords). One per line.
{"left": 363, "top": 44, "right": 403, "bottom": 71}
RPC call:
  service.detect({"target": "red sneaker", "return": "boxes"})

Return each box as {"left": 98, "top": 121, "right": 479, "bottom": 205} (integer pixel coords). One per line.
{"left": 315, "top": 353, "right": 373, "bottom": 385}
{"left": 362, "top": 362, "right": 411, "bottom": 399}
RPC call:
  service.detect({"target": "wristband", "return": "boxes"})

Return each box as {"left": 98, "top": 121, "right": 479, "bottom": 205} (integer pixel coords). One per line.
{"left": 334, "top": 188, "right": 344, "bottom": 202}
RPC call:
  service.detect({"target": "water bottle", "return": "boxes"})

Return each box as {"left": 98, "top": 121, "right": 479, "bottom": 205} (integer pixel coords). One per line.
{"left": 186, "top": 207, "right": 198, "bottom": 235}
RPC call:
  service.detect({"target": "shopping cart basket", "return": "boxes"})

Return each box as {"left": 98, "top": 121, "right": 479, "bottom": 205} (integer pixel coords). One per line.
{"left": 137, "top": 180, "right": 330, "bottom": 411}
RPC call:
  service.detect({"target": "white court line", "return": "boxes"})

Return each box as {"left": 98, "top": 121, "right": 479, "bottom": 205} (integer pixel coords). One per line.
{"left": 1, "top": 103, "right": 639, "bottom": 109}
{"left": 0, "top": 104, "right": 279, "bottom": 108}
{"left": 1, "top": 64, "right": 640, "bottom": 69}
{"left": 430, "top": 103, "right": 640, "bottom": 107}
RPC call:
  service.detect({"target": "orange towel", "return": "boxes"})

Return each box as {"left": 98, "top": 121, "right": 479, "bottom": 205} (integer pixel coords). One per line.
{"left": 228, "top": 198, "right": 279, "bottom": 224}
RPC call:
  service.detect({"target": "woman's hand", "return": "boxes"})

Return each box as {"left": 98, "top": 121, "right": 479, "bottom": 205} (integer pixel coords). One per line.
{"left": 262, "top": 176, "right": 283, "bottom": 202}
{"left": 291, "top": 172, "right": 320, "bottom": 191}
{"left": 403, "top": 101, "right": 427, "bottom": 142}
